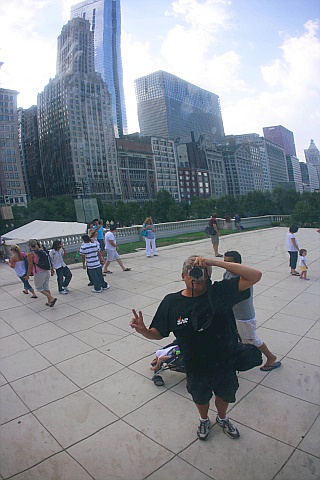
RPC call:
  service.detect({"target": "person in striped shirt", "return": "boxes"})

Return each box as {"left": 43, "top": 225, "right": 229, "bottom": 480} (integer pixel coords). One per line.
{"left": 80, "top": 235, "right": 110, "bottom": 293}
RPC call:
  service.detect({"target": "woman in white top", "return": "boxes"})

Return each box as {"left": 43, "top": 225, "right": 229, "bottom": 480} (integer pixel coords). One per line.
{"left": 50, "top": 240, "right": 72, "bottom": 294}
{"left": 286, "top": 225, "right": 299, "bottom": 276}
{"left": 142, "top": 217, "right": 157, "bottom": 258}
{"left": 7, "top": 245, "right": 37, "bottom": 298}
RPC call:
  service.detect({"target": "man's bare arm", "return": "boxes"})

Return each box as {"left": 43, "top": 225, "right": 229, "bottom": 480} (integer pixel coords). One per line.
{"left": 195, "top": 256, "right": 262, "bottom": 291}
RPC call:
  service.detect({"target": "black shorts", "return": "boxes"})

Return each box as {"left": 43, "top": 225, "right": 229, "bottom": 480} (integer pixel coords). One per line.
{"left": 186, "top": 368, "right": 239, "bottom": 405}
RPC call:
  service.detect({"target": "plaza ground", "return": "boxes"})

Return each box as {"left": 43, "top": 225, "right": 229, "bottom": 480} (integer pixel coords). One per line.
{"left": 0, "top": 227, "right": 319, "bottom": 480}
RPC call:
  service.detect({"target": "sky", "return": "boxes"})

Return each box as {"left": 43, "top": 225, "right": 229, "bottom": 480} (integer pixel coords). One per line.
{"left": 0, "top": 0, "right": 319, "bottom": 162}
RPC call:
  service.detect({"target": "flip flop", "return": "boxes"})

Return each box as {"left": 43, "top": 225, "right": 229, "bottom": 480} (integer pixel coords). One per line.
{"left": 123, "top": 268, "right": 131, "bottom": 271}
{"left": 31, "top": 295, "right": 38, "bottom": 299}
{"left": 105, "top": 270, "right": 113, "bottom": 274}
{"left": 23, "top": 290, "right": 29, "bottom": 294}
{"left": 49, "top": 298, "right": 57, "bottom": 308}
{"left": 260, "top": 361, "right": 282, "bottom": 372}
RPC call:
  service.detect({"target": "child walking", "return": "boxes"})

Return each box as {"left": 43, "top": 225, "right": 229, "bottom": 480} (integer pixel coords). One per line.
{"left": 299, "top": 249, "right": 309, "bottom": 280}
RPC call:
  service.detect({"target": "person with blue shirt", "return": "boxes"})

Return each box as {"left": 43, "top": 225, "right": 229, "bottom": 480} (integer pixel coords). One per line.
{"left": 93, "top": 219, "right": 105, "bottom": 251}
{"left": 142, "top": 217, "right": 157, "bottom": 258}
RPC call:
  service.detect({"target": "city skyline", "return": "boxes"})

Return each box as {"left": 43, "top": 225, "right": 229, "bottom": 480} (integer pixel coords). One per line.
{"left": 0, "top": 0, "right": 319, "bottom": 162}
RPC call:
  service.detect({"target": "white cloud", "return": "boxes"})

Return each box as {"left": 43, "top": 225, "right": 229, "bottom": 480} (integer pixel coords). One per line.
{"left": 223, "top": 20, "right": 320, "bottom": 160}
{"left": 166, "top": 0, "right": 232, "bottom": 32}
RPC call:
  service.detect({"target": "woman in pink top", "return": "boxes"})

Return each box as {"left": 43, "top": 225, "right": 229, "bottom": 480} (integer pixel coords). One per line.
{"left": 25, "top": 239, "right": 57, "bottom": 307}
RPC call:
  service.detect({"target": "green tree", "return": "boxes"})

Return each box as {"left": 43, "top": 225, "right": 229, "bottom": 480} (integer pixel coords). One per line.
{"left": 272, "top": 187, "right": 300, "bottom": 214}
{"left": 291, "top": 200, "right": 320, "bottom": 226}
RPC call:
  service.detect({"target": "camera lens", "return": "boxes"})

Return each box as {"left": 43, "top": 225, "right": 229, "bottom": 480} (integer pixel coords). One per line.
{"left": 189, "top": 266, "right": 204, "bottom": 280}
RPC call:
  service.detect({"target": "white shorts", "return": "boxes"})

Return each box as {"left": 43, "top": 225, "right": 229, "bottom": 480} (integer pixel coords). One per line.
{"left": 236, "top": 317, "right": 263, "bottom": 347}
{"left": 34, "top": 271, "right": 50, "bottom": 292}
{"left": 107, "top": 250, "right": 120, "bottom": 261}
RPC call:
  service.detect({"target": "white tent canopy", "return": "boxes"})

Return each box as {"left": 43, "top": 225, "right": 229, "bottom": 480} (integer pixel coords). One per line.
{"left": 3, "top": 220, "right": 86, "bottom": 243}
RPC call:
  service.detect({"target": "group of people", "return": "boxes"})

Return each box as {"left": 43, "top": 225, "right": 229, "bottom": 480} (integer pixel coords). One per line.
{"left": 131, "top": 221, "right": 311, "bottom": 442}
{"left": 131, "top": 251, "right": 267, "bottom": 441}
{"left": 286, "top": 225, "right": 310, "bottom": 280}
{"left": 7, "top": 238, "right": 73, "bottom": 307}
{"left": 86, "top": 216, "right": 158, "bottom": 259}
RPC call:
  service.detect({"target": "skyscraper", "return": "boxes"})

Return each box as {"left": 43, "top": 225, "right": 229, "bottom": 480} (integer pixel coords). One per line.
{"left": 304, "top": 139, "right": 320, "bottom": 182}
{"left": 0, "top": 88, "right": 27, "bottom": 206}
{"left": 71, "top": 0, "right": 127, "bottom": 138}
{"left": 135, "top": 71, "right": 225, "bottom": 144}
{"left": 38, "top": 17, "right": 121, "bottom": 200}
{"left": 262, "top": 125, "right": 296, "bottom": 157}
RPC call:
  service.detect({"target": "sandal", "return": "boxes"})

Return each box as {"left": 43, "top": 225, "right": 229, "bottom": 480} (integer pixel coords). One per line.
{"left": 291, "top": 272, "right": 300, "bottom": 276}
{"left": 31, "top": 295, "right": 38, "bottom": 299}
{"left": 105, "top": 270, "right": 113, "bottom": 274}
{"left": 23, "top": 290, "right": 29, "bottom": 294}
{"left": 123, "top": 268, "right": 131, "bottom": 271}
{"left": 49, "top": 298, "right": 57, "bottom": 307}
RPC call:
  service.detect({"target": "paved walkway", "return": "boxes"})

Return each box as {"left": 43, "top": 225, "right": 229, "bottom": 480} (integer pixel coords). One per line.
{"left": 0, "top": 227, "right": 319, "bottom": 480}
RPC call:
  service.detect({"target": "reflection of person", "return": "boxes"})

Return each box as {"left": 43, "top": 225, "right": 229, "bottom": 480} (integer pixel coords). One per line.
{"left": 142, "top": 217, "right": 157, "bottom": 258}
{"left": 80, "top": 234, "right": 110, "bottom": 293}
{"left": 223, "top": 251, "right": 281, "bottom": 372}
{"left": 25, "top": 239, "right": 56, "bottom": 307}
{"left": 286, "top": 225, "right": 299, "bottom": 276}
{"left": 298, "top": 249, "right": 309, "bottom": 280}
{"left": 224, "top": 214, "right": 232, "bottom": 230}
{"left": 103, "top": 224, "right": 131, "bottom": 273}
{"left": 93, "top": 219, "right": 105, "bottom": 251}
{"left": 234, "top": 214, "right": 241, "bottom": 230}
{"left": 0, "top": 237, "right": 5, "bottom": 262}
{"left": 130, "top": 254, "right": 262, "bottom": 441}
{"left": 7, "top": 245, "right": 37, "bottom": 298}
{"left": 209, "top": 213, "right": 222, "bottom": 257}
{"left": 50, "top": 240, "right": 72, "bottom": 294}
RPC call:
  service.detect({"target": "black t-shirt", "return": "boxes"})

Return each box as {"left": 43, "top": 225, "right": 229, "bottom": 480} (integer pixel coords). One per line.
{"left": 150, "top": 277, "right": 249, "bottom": 373}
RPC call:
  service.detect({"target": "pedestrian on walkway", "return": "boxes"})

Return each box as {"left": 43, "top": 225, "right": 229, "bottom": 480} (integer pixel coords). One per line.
{"left": 223, "top": 250, "right": 281, "bottom": 372}
{"left": 208, "top": 213, "right": 222, "bottom": 257}
{"left": 131, "top": 254, "right": 262, "bottom": 441}
{"left": 80, "top": 234, "right": 110, "bottom": 293}
{"left": 286, "top": 225, "right": 299, "bottom": 276}
{"left": 142, "top": 217, "right": 157, "bottom": 258}
{"left": 7, "top": 245, "right": 37, "bottom": 298}
{"left": 25, "top": 239, "right": 57, "bottom": 307}
{"left": 103, "top": 224, "right": 131, "bottom": 273}
{"left": 49, "top": 240, "right": 72, "bottom": 294}
{"left": 93, "top": 219, "right": 105, "bottom": 251}
{"left": 298, "top": 249, "right": 309, "bottom": 280}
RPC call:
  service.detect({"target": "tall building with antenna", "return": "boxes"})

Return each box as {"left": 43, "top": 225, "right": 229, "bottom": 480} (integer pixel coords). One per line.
{"left": 71, "top": 0, "right": 127, "bottom": 138}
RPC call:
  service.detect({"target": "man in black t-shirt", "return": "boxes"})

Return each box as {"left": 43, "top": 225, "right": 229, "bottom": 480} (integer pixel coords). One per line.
{"left": 130, "top": 255, "right": 262, "bottom": 441}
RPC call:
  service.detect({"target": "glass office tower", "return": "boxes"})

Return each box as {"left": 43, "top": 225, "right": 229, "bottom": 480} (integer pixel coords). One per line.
{"left": 135, "top": 71, "right": 225, "bottom": 144}
{"left": 263, "top": 125, "right": 296, "bottom": 157}
{"left": 71, "top": 0, "right": 128, "bottom": 138}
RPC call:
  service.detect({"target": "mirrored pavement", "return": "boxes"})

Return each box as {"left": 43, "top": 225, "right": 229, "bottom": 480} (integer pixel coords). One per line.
{"left": 0, "top": 227, "right": 319, "bottom": 480}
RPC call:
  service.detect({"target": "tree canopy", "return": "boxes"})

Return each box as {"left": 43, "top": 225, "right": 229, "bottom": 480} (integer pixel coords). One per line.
{"left": 2, "top": 188, "right": 319, "bottom": 235}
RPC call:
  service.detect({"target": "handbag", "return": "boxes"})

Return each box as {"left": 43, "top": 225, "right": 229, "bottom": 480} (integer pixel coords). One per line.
{"left": 141, "top": 230, "right": 148, "bottom": 237}
{"left": 204, "top": 226, "right": 216, "bottom": 235}
{"left": 233, "top": 342, "right": 262, "bottom": 371}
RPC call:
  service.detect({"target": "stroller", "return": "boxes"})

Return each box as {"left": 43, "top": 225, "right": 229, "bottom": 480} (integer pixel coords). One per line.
{"left": 151, "top": 341, "right": 185, "bottom": 386}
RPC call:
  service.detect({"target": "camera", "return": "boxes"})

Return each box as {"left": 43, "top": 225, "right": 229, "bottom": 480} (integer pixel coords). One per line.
{"left": 189, "top": 266, "right": 205, "bottom": 281}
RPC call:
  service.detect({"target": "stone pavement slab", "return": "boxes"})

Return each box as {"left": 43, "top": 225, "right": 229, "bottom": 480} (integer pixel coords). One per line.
{"left": 0, "top": 227, "right": 319, "bottom": 479}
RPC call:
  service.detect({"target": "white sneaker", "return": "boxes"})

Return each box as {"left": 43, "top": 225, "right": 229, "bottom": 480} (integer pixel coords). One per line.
{"left": 63, "top": 287, "right": 69, "bottom": 292}
{"left": 102, "top": 284, "right": 110, "bottom": 290}
{"left": 59, "top": 290, "right": 68, "bottom": 294}
{"left": 91, "top": 288, "right": 102, "bottom": 293}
